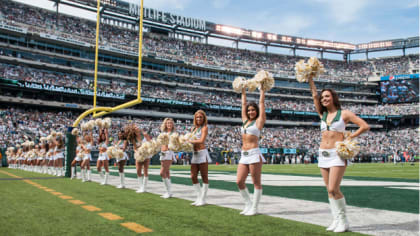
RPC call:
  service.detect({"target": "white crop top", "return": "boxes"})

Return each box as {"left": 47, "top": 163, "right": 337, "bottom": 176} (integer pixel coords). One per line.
{"left": 193, "top": 127, "right": 202, "bottom": 139}
{"left": 320, "top": 110, "right": 346, "bottom": 133}
{"left": 241, "top": 120, "right": 261, "bottom": 138}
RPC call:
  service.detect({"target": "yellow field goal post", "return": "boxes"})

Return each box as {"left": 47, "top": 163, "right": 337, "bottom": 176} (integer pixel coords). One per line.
{"left": 72, "top": 0, "right": 144, "bottom": 128}
{"left": 65, "top": 0, "right": 144, "bottom": 177}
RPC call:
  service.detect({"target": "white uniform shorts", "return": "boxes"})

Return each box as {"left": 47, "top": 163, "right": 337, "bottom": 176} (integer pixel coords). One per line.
{"left": 239, "top": 148, "right": 265, "bottom": 164}
{"left": 318, "top": 148, "right": 347, "bottom": 168}
{"left": 160, "top": 150, "right": 175, "bottom": 161}
{"left": 191, "top": 149, "right": 211, "bottom": 164}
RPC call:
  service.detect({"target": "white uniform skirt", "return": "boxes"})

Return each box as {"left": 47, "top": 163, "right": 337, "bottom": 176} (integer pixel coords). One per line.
{"left": 98, "top": 153, "right": 109, "bottom": 161}
{"left": 55, "top": 152, "right": 64, "bottom": 160}
{"left": 74, "top": 154, "right": 83, "bottom": 162}
{"left": 239, "top": 148, "right": 265, "bottom": 165}
{"left": 160, "top": 150, "right": 175, "bottom": 161}
{"left": 191, "top": 149, "right": 211, "bottom": 164}
{"left": 83, "top": 153, "right": 92, "bottom": 161}
{"left": 116, "top": 152, "right": 129, "bottom": 163}
{"left": 37, "top": 156, "right": 44, "bottom": 161}
{"left": 318, "top": 148, "right": 346, "bottom": 168}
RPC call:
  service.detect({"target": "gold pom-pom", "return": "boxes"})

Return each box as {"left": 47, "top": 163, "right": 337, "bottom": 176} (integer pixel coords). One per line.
{"left": 103, "top": 118, "right": 111, "bottom": 128}
{"left": 253, "top": 70, "right": 274, "bottom": 91}
{"left": 246, "top": 79, "right": 259, "bottom": 92}
{"left": 335, "top": 134, "right": 360, "bottom": 160}
{"left": 106, "top": 146, "right": 115, "bottom": 158}
{"left": 95, "top": 119, "right": 104, "bottom": 129}
{"left": 71, "top": 128, "right": 80, "bottom": 136}
{"left": 87, "top": 120, "right": 95, "bottom": 130}
{"left": 56, "top": 132, "right": 63, "bottom": 138}
{"left": 168, "top": 133, "right": 181, "bottom": 152}
{"left": 295, "top": 57, "right": 325, "bottom": 83}
{"left": 157, "top": 133, "right": 170, "bottom": 146}
{"left": 232, "top": 76, "right": 247, "bottom": 93}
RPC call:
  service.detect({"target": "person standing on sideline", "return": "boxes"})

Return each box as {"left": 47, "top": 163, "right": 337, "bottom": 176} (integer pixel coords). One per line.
{"left": 309, "top": 75, "right": 369, "bottom": 232}
{"left": 189, "top": 110, "right": 211, "bottom": 206}
{"left": 237, "top": 86, "right": 266, "bottom": 216}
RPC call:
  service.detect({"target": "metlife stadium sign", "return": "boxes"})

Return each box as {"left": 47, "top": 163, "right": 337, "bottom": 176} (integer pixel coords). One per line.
{"left": 129, "top": 4, "right": 206, "bottom": 31}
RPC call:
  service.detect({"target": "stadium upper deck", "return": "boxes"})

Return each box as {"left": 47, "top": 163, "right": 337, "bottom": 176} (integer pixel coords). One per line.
{"left": 0, "top": 0, "right": 417, "bottom": 130}
{"left": 0, "top": 0, "right": 418, "bottom": 83}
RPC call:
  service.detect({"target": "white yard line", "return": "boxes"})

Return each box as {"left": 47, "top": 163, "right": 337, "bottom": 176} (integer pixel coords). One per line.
{"left": 84, "top": 168, "right": 419, "bottom": 236}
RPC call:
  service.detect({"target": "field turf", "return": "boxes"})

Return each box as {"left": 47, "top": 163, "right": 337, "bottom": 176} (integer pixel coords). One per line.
{"left": 0, "top": 168, "right": 368, "bottom": 236}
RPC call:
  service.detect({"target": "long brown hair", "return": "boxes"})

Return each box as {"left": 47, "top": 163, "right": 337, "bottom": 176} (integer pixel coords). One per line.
{"left": 319, "top": 89, "right": 341, "bottom": 114}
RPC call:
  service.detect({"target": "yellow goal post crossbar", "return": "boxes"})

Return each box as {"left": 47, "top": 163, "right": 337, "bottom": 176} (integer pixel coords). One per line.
{"left": 72, "top": 0, "right": 144, "bottom": 128}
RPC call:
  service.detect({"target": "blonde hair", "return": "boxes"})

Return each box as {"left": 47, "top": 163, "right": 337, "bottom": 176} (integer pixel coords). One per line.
{"left": 160, "top": 118, "right": 175, "bottom": 132}
{"left": 193, "top": 110, "right": 207, "bottom": 127}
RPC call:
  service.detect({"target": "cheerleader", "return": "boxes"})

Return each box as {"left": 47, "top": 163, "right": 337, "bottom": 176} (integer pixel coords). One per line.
{"left": 115, "top": 130, "right": 128, "bottom": 189}
{"left": 8, "top": 147, "right": 16, "bottom": 168}
{"left": 24, "top": 142, "right": 31, "bottom": 171}
{"left": 159, "top": 118, "right": 176, "bottom": 198}
{"left": 71, "top": 136, "right": 83, "bottom": 179}
{"left": 81, "top": 133, "right": 93, "bottom": 182}
{"left": 308, "top": 77, "right": 369, "bottom": 232}
{"left": 54, "top": 134, "right": 65, "bottom": 176}
{"left": 47, "top": 137, "right": 56, "bottom": 175}
{"left": 237, "top": 86, "right": 266, "bottom": 216}
{"left": 134, "top": 126, "right": 152, "bottom": 193}
{"left": 34, "top": 144, "right": 42, "bottom": 173}
{"left": 16, "top": 145, "right": 23, "bottom": 169}
{"left": 189, "top": 110, "right": 211, "bottom": 206}
{"left": 125, "top": 123, "right": 151, "bottom": 193}
{"left": 40, "top": 140, "right": 48, "bottom": 174}
{"left": 97, "top": 128, "right": 110, "bottom": 185}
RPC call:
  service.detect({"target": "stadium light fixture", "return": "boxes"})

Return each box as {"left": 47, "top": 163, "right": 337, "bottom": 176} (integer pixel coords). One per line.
{"left": 215, "top": 25, "right": 243, "bottom": 36}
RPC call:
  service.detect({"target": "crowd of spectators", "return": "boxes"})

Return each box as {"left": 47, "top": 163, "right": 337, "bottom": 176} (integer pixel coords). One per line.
{"left": 1, "top": 108, "right": 418, "bottom": 160}
{"left": 1, "top": 62, "right": 418, "bottom": 116}
{"left": 0, "top": 0, "right": 418, "bottom": 83}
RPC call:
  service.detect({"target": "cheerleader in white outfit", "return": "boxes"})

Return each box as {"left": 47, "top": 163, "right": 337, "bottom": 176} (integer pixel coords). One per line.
{"left": 159, "top": 118, "right": 176, "bottom": 198}
{"left": 237, "top": 87, "right": 266, "bottom": 216}
{"left": 81, "top": 134, "right": 93, "bottom": 182}
{"left": 48, "top": 138, "right": 56, "bottom": 175}
{"left": 97, "top": 128, "right": 110, "bottom": 185}
{"left": 16, "top": 146, "right": 23, "bottom": 169}
{"left": 54, "top": 135, "right": 65, "bottom": 176}
{"left": 40, "top": 141, "right": 48, "bottom": 174}
{"left": 309, "top": 75, "right": 369, "bottom": 232}
{"left": 71, "top": 137, "right": 83, "bottom": 179}
{"left": 134, "top": 126, "right": 152, "bottom": 193}
{"left": 189, "top": 110, "right": 211, "bottom": 207}
{"left": 34, "top": 144, "right": 42, "bottom": 173}
{"left": 115, "top": 130, "right": 128, "bottom": 188}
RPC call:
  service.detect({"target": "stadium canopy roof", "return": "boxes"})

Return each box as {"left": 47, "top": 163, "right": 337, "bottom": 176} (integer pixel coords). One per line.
{"left": 51, "top": 0, "right": 419, "bottom": 57}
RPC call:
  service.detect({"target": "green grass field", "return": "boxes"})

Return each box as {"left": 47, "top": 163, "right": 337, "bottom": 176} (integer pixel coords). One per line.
{"left": 2, "top": 163, "right": 418, "bottom": 235}
{"left": 0, "top": 168, "right": 367, "bottom": 236}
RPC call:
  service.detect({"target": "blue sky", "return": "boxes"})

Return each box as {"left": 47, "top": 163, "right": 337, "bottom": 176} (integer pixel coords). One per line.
{"left": 14, "top": 0, "right": 420, "bottom": 59}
